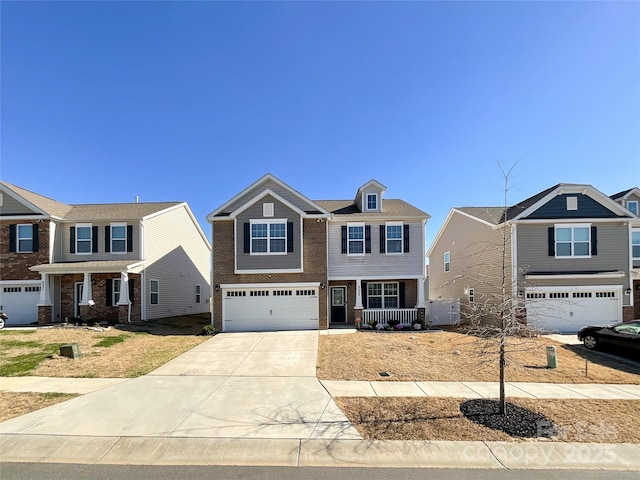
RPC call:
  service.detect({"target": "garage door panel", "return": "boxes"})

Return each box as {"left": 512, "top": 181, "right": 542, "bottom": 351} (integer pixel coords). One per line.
{"left": 0, "top": 283, "right": 41, "bottom": 326}
{"left": 525, "top": 287, "right": 621, "bottom": 333}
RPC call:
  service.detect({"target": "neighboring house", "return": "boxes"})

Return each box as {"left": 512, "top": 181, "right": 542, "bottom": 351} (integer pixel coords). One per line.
{"left": 207, "top": 174, "right": 430, "bottom": 332}
{"left": 0, "top": 182, "right": 211, "bottom": 326}
{"left": 428, "top": 184, "right": 636, "bottom": 332}
{"left": 610, "top": 187, "right": 640, "bottom": 319}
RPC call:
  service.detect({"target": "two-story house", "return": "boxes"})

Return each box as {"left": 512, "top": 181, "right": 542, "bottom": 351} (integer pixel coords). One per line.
{"left": 0, "top": 182, "right": 211, "bottom": 326}
{"left": 428, "top": 184, "right": 635, "bottom": 332}
{"left": 207, "top": 174, "right": 430, "bottom": 332}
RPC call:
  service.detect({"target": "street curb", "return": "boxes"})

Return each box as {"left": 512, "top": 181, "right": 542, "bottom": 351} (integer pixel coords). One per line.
{"left": 1, "top": 434, "right": 639, "bottom": 470}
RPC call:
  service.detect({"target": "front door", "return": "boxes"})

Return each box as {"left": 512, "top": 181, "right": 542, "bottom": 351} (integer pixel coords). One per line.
{"left": 74, "top": 282, "right": 83, "bottom": 318}
{"left": 330, "top": 287, "right": 346, "bottom": 324}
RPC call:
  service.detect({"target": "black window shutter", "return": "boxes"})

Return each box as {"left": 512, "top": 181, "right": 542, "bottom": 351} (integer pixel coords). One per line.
{"left": 547, "top": 227, "right": 554, "bottom": 256}
{"left": 9, "top": 224, "right": 16, "bottom": 252}
{"left": 399, "top": 282, "right": 406, "bottom": 308}
{"left": 92, "top": 226, "right": 98, "bottom": 253}
{"left": 243, "top": 223, "right": 250, "bottom": 254}
{"left": 106, "top": 280, "right": 113, "bottom": 306}
{"left": 70, "top": 227, "right": 76, "bottom": 253}
{"left": 129, "top": 279, "right": 135, "bottom": 305}
{"left": 127, "top": 225, "right": 133, "bottom": 252}
{"left": 361, "top": 281, "right": 368, "bottom": 309}
{"left": 591, "top": 226, "right": 598, "bottom": 256}
{"left": 32, "top": 224, "right": 39, "bottom": 252}
{"left": 403, "top": 224, "right": 410, "bottom": 253}
{"left": 287, "top": 222, "right": 294, "bottom": 253}
{"left": 104, "top": 226, "right": 111, "bottom": 253}
{"left": 365, "top": 225, "right": 371, "bottom": 253}
{"left": 379, "top": 225, "right": 386, "bottom": 253}
{"left": 341, "top": 225, "right": 347, "bottom": 254}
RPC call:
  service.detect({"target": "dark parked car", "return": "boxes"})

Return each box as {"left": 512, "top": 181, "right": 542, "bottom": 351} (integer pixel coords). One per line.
{"left": 578, "top": 320, "right": 640, "bottom": 359}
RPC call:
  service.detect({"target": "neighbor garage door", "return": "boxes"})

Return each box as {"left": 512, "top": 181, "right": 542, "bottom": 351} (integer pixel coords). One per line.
{"left": 0, "top": 282, "right": 41, "bottom": 326}
{"left": 525, "top": 286, "right": 622, "bottom": 333}
{"left": 222, "top": 284, "right": 319, "bottom": 331}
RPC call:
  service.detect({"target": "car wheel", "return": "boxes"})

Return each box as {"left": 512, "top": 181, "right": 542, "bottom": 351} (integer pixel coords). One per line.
{"left": 583, "top": 334, "right": 598, "bottom": 350}
{"left": 0, "top": 317, "right": 4, "bottom": 329}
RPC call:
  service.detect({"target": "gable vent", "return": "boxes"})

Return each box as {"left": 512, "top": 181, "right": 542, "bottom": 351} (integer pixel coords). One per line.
{"left": 263, "top": 203, "right": 274, "bottom": 217}
{"left": 566, "top": 196, "right": 578, "bottom": 211}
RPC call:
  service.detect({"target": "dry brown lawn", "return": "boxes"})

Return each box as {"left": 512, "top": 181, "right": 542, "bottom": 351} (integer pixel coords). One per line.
{"left": 0, "top": 316, "right": 209, "bottom": 378}
{"left": 337, "top": 397, "right": 640, "bottom": 442}
{"left": 0, "top": 392, "right": 77, "bottom": 422}
{"left": 317, "top": 331, "right": 640, "bottom": 383}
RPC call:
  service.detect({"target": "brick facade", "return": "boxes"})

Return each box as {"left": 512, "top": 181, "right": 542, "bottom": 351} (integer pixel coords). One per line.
{"left": 212, "top": 218, "right": 328, "bottom": 331}
{"left": 0, "top": 220, "right": 50, "bottom": 280}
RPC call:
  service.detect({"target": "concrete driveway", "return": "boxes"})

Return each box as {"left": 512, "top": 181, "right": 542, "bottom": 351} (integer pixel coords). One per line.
{"left": 0, "top": 331, "right": 361, "bottom": 440}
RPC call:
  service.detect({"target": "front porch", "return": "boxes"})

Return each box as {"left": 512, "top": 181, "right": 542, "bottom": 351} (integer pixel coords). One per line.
{"left": 361, "top": 307, "right": 419, "bottom": 327}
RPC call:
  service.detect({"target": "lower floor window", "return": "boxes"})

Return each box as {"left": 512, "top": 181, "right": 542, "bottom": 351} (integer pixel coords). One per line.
{"left": 150, "top": 280, "right": 159, "bottom": 305}
{"left": 113, "top": 279, "right": 121, "bottom": 305}
{"left": 367, "top": 282, "right": 398, "bottom": 309}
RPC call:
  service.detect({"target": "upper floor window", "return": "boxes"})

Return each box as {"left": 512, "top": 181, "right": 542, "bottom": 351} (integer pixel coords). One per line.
{"left": 555, "top": 225, "right": 590, "bottom": 257}
{"left": 366, "top": 194, "right": 378, "bottom": 211}
{"left": 111, "top": 223, "right": 127, "bottom": 253}
{"left": 632, "top": 230, "right": 640, "bottom": 260}
{"left": 17, "top": 224, "right": 34, "bottom": 252}
{"left": 628, "top": 200, "right": 639, "bottom": 216}
{"left": 348, "top": 223, "right": 365, "bottom": 255}
{"left": 444, "top": 251, "right": 451, "bottom": 272}
{"left": 386, "top": 223, "right": 403, "bottom": 253}
{"left": 76, "top": 224, "right": 93, "bottom": 254}
{"left": 251, "top": 220, "right": 286, "bottom": 254}
{"left": 367, "top": 282, "right": 398, "bottom": 309}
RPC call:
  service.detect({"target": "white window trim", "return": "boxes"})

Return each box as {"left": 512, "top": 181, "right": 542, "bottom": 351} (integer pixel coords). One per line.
{"left": 385, "top": 222, "right": 404, "bottom": 255}
{"left": 113, "top": 278, "right": 121, "bottom": 306}
{"left": 365, "top": 193, "right": 378, "bottom": 211}
{"left": 632, "top": 228, "right": 640, "bottom": 260}
{"left": 554, "top": 223, "right": 591, "bottom": 259}
{"left": 250, "top": 219, "right": 287, "bottom": 256}
{"left": 444, "top": 251, "right": 451, "bottom": 272}
{"left": 468, "top": 287, "right": 475, "bottom": 303}
{"left": 347, "top": 222, "right": 365, "bottom": 256}
{"left": 150, "top": 279, "right": 160, "bottom": 305}
{"left": 367, "top": 281, "right": 399, "bottom": 309}
{"left": 110, "top": 222, "right": 127, "bottom": 254}
{"left": 195, "top": 284, "right": 201, "bottom": 303}
{"left": 75, "top": 223, "right": 93, "bottom": 256}
{"left": 17, "top": 223, "right": 34, "bottom": 253}
{"left": 627, "top": 200, "right": 639, "bottom": 216}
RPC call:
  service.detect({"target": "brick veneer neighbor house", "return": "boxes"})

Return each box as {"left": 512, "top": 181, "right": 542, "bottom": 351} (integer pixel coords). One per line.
{"left": 0, "top": 182, "right": 211, "bottom": 326}
{"left": 428, "top": 183, "right": 636, "bottom": 332}
{"left": 207, "top": 174, "right": 430, "bottom": 332}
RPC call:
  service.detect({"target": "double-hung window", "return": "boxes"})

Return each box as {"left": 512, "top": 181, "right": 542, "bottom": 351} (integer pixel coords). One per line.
{"left": 366, "top": 194, "right": 378, "bottom": 211}
{"left": 632, "top": 229, "right": 640, "bottom": 260}
{"left": 251, "top": 220, "right": 286, "bottom": 254}
{"left": 76, "top": 224, "right": 92, "bottom": 254}
{"left": 113, "top": 279, "right": 121, "bottom": 305}
{"left": 628, "top": 201, "right": 639, "bottom": 216}
{"left": 111, "top": 223, "right": 127, "bottom": 253}
{"left": 195, "top": 285, "right": 201, "bottom": 303}
{"left": 367, "top": 282, "right": 399, "bottom": 309}
{"left": 150, "top": 280, "right": 159, "bottom": 305}
{"left": 17, "top": 224, "right": 34, "bottom": 252}
{"left": 348, "top": 223, "right": 365, "bottom": 255}
{"left": 386, "top": 223, "right": 403, "bottom": 253}
{"left": 444, "top": 251, "right": 451, "bottom": 272}
{"left": 555, "top": 224, "right": 590, "bottom": 257}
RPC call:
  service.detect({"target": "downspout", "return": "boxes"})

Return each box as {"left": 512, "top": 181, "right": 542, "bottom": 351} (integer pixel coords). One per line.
{"left": 140, "top": 219, "right": 146, "bottom": 321}
{"left": 210, "top": 221, "right": 214, "bottom": 328}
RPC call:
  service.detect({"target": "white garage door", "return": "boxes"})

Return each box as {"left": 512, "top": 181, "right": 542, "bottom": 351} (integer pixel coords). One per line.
{"left": 0, "top": 283, "right": 41, "bottom": 326}
{"left": 223, "top": 285, "right": 319, "bottom": 332}
{"left": 525, "top": 286, "right": 622, "bottom": 333}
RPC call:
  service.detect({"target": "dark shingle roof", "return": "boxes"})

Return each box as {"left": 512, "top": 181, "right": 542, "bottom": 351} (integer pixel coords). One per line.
{"left": 610, "top": 188, "right": 636, "bottom": 200}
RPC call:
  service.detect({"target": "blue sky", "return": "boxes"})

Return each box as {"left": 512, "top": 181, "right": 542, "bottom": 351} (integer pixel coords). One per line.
{"left": 2, "top": 1, "right": 639, "bottom": 253}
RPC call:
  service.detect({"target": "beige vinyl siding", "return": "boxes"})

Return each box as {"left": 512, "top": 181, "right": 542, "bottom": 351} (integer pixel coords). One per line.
{"left": 327, "top": 221, "right": 425, "bottom": 278}
{"left": 57, "top": 222, "right": 140, "bottom": 262}
{"left": 235, "top": 195, "right": 302, "bottom": 271}
{"left": 143, "top": 205, "right": 211, "bottom": 319}
{"left": 0, "top": 194, "right": 40, "bottom": 215}
{"left": 429, "top": 210, "right": 512, "bottom": 305}
{"left": 222, "top": 179, "right": 318, "bottom": 214}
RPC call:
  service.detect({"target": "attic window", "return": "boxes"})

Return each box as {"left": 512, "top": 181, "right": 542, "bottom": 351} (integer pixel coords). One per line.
{"left": 628, "top": 200, "right": 638, "bottom": 215}
{"left": 566, "top": 196, "right": 578, "bottom": 211}
{"left": 263, "top": 203, "right": 274, "bottom": 217}
{"left": 366, "top": 193, "right": 378, "bottom": 211}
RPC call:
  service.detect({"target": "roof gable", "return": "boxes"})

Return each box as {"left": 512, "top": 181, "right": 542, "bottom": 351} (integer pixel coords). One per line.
{"left": 207, "top": 173, "right": 330, "bottom": 221}
{"left": 0, "top": 181, "right": 72, "bottom": 218}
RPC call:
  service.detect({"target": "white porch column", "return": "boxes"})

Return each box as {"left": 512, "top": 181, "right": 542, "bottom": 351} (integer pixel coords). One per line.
{"left": 117, "top": 272, "right": 131, "bottom": 305}
{"left": 80, "top": 272, "right": 92, "bottom": 305}
{"left": 416, "top": 277, "right": 426, "bottom": 308}
{"left": 355, "top": 278, "right": 363, "bottom": 309}
{"left": 39, "top": 273, "right": 52, "bottom": 305}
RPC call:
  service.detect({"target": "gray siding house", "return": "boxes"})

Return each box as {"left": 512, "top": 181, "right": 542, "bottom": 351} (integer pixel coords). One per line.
{"left": 428, "top": 184, "right": 636, "bottom": 332}
{"left": 207, "top": 174, "right": 430, "bottom": 332}
{"left": 0, "top": 182, "right": 211, "bottom": 326}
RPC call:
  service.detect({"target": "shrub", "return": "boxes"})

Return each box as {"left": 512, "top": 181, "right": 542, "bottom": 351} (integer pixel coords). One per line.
{"left": 200, "top": 325, "right": 216, "bottom": 336}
